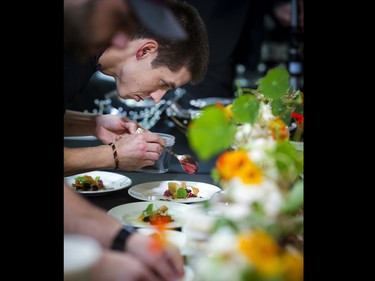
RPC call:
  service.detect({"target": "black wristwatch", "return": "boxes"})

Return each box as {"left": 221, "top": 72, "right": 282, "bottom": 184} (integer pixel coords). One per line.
{"left": 111, "top": 225, "right": 137, "bottom": 251}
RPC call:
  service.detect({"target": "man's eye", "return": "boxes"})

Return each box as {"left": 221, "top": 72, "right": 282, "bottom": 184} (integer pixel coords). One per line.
{"left": 160, "top": 81, "right": 168, "bottom": 87}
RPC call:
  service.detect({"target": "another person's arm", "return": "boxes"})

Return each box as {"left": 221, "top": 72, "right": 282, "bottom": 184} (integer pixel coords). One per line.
{"left": 64, "top": 183, "right": 121, "bottom": 248}
{"left": 64, "top": 110, "right": 140, "bottom": 141}
{"left": 64, "top": 184, "right": 184, "bottom": 280}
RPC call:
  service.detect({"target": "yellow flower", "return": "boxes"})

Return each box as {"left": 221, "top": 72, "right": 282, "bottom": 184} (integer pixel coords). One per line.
{"left": 237, "top": 229, "right": 303, "bottom": 281}
{"left": 238, "top": 230, "right": 283, "bottom": 277}
{"left": 282, "top": 249, "right": 304, "bottom": 281}
{"left": 215, "top": 102, "right": 234, "bottom": 122}
{"left": 224, "top": 103, "right": 234, "bottom": 117}
{"left": 237, "top": 162, "right": 263, "bottom": 184}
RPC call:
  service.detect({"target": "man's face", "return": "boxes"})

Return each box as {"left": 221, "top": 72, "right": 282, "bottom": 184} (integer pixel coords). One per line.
{"left": 104, "top": 49, "right": 191, "bottom": 104}
{"left": 64, "top": 0, "right": 138, "bottom": 61}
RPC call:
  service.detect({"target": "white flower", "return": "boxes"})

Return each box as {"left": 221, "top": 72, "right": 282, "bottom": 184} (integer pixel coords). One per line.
{"left": 233, "top": 102, "right": 278, "bottom": 151}
{"left": 206, "top": 227, "right": 237, "bottom": 254}
{"left": 247, "top": 137, "right": 275, "bottom": 162}
{"left": 224, "top": 177, "right": 284, "bottom": 218}
{"left": 259, "top": 102, "right": 274, "bottom": 122}
{"left": 194, "top": 256, "right": 247, "bottom": 281}
{"left": 194, "top": 228, "right": 249, "bottom": 281}
{"left": 208, "top": 201, "right": 251, "bottom": 224}
{"left": 232, "top": 123, "right": 252, "bottom": 149}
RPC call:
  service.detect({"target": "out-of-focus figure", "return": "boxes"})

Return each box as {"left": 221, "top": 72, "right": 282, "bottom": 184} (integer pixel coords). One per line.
{"left": 64, "top": 0, "right": 187, "bottom": 61}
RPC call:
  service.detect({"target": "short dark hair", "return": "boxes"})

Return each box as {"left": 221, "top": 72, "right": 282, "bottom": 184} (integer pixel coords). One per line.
{"left": 129, "top": 0, "right": 209, "bottom": 85}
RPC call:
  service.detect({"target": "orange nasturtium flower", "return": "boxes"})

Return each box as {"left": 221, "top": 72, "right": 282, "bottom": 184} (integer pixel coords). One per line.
{"left": 269, "top": 117, "right": 289, "bottom": 141}
{"left": 216, "top": 150, "right": 262, "bottom": 184}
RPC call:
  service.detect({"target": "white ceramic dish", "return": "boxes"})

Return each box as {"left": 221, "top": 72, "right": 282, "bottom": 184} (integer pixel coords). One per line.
{"left": 128, "top": 180, "right": 221, "bottom": 203}
{"left": 64, "top": 171, "right": 132, "bottom": 196}
{"left": 107, "top": 201, "right": 193, "bottom": 229}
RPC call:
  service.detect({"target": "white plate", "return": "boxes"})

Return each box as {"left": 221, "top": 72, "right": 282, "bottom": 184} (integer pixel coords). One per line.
{"left": 128, "top": 180, "right": 221, "bottom": 203}
{"left": 108, "top": 201, "right": 193, "bottom": 229}
{"left": 137, "top": 228, "right": 187, "bottom": 254}
{"left": 64, "top": 171, "right": 132, "bottom": 196}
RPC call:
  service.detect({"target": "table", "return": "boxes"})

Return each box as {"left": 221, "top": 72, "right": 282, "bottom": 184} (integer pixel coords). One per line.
{"left": 64, "top": 128, "right": 218, "bottom": 211}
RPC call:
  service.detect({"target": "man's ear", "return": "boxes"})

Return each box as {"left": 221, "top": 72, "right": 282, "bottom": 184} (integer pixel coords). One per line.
{"left": 135, "top": 41, "right": 158, "bottom": 60}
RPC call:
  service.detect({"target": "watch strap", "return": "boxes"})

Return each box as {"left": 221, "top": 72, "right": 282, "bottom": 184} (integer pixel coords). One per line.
{"left": 111, "top": 225, "right": 137, "bottom": 251}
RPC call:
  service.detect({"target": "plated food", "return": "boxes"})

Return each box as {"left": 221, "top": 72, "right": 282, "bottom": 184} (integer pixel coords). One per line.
{"left": 137, "top": 203, "right": 174, "bottom": 225}
{"left": 71, "top": 175, "right": 106, "bottom": 191}
{"left": 108, "top": 201, "right": 193, "bottom": 228}
{"left": 64, "top": 171, "right": 132, "bottom": 196}
{"left": 128, "top": 180, "right": 221, "bottom": 203}
{"left": 163, "top": 181, "right": 200, "bottom": 199}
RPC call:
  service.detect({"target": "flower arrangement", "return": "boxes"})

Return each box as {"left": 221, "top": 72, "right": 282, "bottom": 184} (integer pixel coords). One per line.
{"left": 186, "top": 66, "right": 304, "bottom": 281}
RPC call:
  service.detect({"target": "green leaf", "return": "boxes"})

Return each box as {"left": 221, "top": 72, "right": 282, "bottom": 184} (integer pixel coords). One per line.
{"left": 142, "top": 203, "right": 154, "bottom": 217}
{"left": 232, "top": 94, "right": 259, "bottom": 124}
{"left": 74, "top": 176, "right": 85, "bottom": 182}
{"left": 271, "top": 98, "right": 290, "bottom": 123}
{"left": 75, "top": 176, "right": 91, "bottom": 184}
{"left": 212, "top": 217, "right": 239, "bottom": 232}
{"left": 187, "top": 105, "right": 236, "bottom": 161}
{"left": 293, "top": 94, "right": 304, "bottom": 115}
{"left": 274, "top": 141, "right": 304, "bottom": 180}
{"left": 281, "top": 180, "right": 304, "bottom": 214}
{"left": 259, "top": 67, "right": 290, "bottom": 100}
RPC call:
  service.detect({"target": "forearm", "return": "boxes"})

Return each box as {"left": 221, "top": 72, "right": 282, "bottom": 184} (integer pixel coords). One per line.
{"left": 64, "top": 110, "right": 99, "bottom": 136}
{"left": 64, "top": 184, "right": 121, "bottom": 249}
{"left": 64, "top": 146, "right": 115, "bottom": 176}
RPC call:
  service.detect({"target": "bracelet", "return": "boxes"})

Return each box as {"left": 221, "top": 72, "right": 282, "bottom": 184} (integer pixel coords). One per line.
{"left": 108, "top": 142, "right": 119, "bottom": 170}
{"left": 111, "top": 225, "right": 137, "bottom": 251}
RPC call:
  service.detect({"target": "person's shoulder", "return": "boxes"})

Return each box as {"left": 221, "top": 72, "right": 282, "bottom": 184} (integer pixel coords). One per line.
{"left": 65, "top": 55, "right": 104, "bottom": 83}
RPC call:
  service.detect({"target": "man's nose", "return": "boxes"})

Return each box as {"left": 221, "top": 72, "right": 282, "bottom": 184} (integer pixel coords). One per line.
{"left": 149, "top": 90, "right": 168, "bottom": 103}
